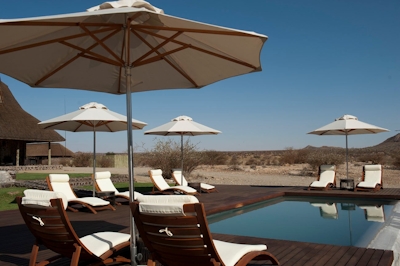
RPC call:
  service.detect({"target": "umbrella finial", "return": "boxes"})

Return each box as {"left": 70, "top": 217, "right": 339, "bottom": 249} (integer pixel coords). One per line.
{"left": 87, "top": 0, "right": 164, "bottom": 14}
{"left": 172, "top": 116, "right": 193, "bottom": 122}
{"left": 79, "top": 102, "right": 108, "bottom": 110}
{"left": 336, "top": 114, "right": 358, "bottom": 121}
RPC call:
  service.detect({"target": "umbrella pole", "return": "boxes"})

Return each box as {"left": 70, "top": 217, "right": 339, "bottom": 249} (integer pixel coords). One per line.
{"left": 181, "top": 134, "right": 184, "bottom": 185}
{"left": 93, "top": 126, "right": 96, "bottom": 197}
{"left": 124, "top": 20, "right": 138, "bottom": 266}
{"left": 346, "top": 133, "right": 349, "bottom": 179}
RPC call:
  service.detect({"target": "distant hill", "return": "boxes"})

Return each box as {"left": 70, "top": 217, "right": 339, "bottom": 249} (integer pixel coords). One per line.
{"left": 367, "top": 133, "right": 400, "bottom": 153}
{"left": 303, "top": 134, "right": 400, "bottom": 154}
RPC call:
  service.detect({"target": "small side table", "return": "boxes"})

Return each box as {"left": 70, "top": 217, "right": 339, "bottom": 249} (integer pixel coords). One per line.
{"left": 95, "top": 191, "right": 116, "bottom": 206}
{"left": 188, "top": 182, "right": 201, "bottom": 193}
{"left": 340, "top": 179, "right": 354, "bottom": 190}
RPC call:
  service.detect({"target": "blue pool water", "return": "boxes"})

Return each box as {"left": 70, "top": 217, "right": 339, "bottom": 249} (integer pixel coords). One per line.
{"left": 207, "top": 196, "right": 396, "bottom": 247}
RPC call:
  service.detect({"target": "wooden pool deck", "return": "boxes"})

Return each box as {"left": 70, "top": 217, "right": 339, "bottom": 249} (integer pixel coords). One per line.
{"left": 1, "top": 185, "right": 399, "bottom": 265}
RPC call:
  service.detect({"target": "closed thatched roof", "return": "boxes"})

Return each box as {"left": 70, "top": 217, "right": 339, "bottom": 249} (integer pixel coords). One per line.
{"left": 0, "top": 81, "right": 64, "bottom": 142}
{"left": 26, "top": 143, "right": 74, "bottom": 157}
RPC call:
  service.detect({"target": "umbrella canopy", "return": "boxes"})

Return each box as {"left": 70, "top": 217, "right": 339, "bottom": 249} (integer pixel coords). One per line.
{"left": 0, "top": 1, "right": 267, "bottom": 263}
{"left": 145, "top": 115, "right": 221, "bottom": 183}
{"left": 308, "top": 114, "right": 389, "bottom": 178}
{"left": 39, "top": 102, "right": 147, "bottom": 195}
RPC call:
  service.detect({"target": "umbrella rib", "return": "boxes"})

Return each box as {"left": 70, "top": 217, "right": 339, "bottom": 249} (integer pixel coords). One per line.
{"left": 134, "top": 27, "right": 259, "bottom": 70}
{"left": 35, "top": 54, "right": 80, "bottom": 86}
{"left": 35, "top": 28, "right": 124, "bottom": 85}
{"left": 132, "top": 24, "right": 264, "bottom": 38}
{"left": 80, "top": 25, "right": 124, "bottom": 65}
{"left": 0, "top": 27, "right": 118, "bottom": 55}
{"left": 133, "top": 31, "right": 183, "bottom": 64}
{"left": 60, "top": 41, "right": 121, "bottom": 67}
{"left": 130, "top": 30, "right": 198, "bottom": 87}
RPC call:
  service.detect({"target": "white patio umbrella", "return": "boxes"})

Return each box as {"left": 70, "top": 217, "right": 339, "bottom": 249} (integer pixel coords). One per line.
{"left": 38, "top": 102, "right": 147, "bottom": 196}
{"left": 145, "top": 115, "right": 221, "bottom": 184}
{"left": 308, "top": 114, "right": 389, "bottom": 178}
{"left": 0, "top": 0, "right": 267, "bottom": 263}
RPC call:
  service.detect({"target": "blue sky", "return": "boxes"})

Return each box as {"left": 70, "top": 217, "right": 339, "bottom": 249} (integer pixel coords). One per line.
{"left": 1, "top": 0, "right": 399, "bottom": 153}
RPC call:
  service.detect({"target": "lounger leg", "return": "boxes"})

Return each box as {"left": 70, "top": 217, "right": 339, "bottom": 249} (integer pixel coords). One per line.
{"left": 67, "top": 206, "right": 79, "bottom": 213}
{"left": 147, "top": 256, "right": 156, "bottom": 266}
{"left": 29, "top": 242, "right": 39, "bottom": 266}
{"left": 71, "top": 243, "right": 82, "bottom": 266}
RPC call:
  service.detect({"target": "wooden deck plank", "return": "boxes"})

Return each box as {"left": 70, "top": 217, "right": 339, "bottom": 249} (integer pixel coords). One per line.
{"left": 0, "top": 184, "right": 397, "bottom": 266}
{"left": 366, "top": 250, "right": 385, "bottom": 266}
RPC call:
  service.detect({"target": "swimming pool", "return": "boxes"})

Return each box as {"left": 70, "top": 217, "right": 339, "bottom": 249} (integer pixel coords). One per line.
{"left": 207, "top": 196, "right": 396, "bottom": 247}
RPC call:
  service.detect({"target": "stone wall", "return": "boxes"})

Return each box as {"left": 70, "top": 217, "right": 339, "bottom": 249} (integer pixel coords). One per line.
{"left": 0, "top": 165, "right": 63, "bottom": 171}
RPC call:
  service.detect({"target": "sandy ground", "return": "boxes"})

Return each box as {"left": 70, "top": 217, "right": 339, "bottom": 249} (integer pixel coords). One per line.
{"left": 21, "top": 163, "right": 400, "bottom": 188}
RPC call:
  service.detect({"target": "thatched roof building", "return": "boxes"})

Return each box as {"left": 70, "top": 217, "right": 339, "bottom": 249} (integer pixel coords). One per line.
{"left": 0, "top": 80, "right": 64, "bottom": 165}
{"left": 26, "top": 143, "right": 74, "bottom": 165}
{"left": 26, "top": 143, "right": 74, "bottom": 157}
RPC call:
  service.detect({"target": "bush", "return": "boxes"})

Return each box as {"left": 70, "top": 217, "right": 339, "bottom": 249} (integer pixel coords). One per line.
{"left": 392, "top": 155, "right": 400, "bottom": 169}
{"left": 141, "top": 138, "right": 205, "bottom": 178}
{"left": 306, "top": 149, "right": 345, "bottom": 170}
{"left": 59, "top": 157, "right": 72, "bottom": 166}
{"left": 72, "top": 152, "right": 92, "bottom": 167}
{"left": 279, "top": 147, "right": 310, "bottom": 165}
{"left": 201, "top": 150, "right": 228, "bottom": 166}
{"left": 357, "top": 152, "right": 386, "bottom": 165}
{"left": 99, "top": 155, "right": 113, "bottom": 167}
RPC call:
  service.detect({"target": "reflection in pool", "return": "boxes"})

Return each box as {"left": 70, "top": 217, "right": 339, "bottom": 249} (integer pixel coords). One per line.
{"left": 207, "top": 196, "right": 396, "bottom": 247}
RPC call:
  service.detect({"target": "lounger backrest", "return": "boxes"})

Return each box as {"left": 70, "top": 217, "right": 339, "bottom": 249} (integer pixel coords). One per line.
{"left": 17, "top": 194, "right": 94, "bottom": 260}
{"left": 131, "top": 196, "right": 222, "bottom": 266}
{"left": 363, "top": 165, "right": 382, "bottom": 184}
{"left": 22, "top": 189, "right": 68, "bottom": 210}
{"left": 172, "top": 169, "right": 188, "bottom": 186}
{"left": 319, "top": 165, "right": 336, "bottom": 183}
{"left": 149, "top": 169, "right": 170, "bottom": 191}
{"left": 48, "top": 174, "right": 77, "bottom": 200}
{"left": 95, "top": 171, "right": 119, "bottom": 193}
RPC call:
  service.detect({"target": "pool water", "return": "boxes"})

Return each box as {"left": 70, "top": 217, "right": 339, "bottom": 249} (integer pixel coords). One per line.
{"left": 207, "top": 196, "right": 396, "bottom": 247}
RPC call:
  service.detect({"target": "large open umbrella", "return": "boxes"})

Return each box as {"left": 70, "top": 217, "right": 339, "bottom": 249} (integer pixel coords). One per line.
{"left": 308, "top": 114, "right": 389, "bottom": 178}
{"left": 144, "top": 115, "right": 221, "bottom": 184}
{"left": 0, "top": 1, "right": 267, "bottom": 263}
{"left": 38, "top": 102, "right": 146, "bottom": 196}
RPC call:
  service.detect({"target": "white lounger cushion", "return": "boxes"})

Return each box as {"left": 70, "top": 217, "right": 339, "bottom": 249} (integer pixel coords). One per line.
{"left": 49, "top": 174, "right": 109, "bottom": 206}
{"left": 22, "top": 189, "right": 68, "bottom": 210}
{"left": 137, "top": 195, "right": 199, "bottom": 215}
{"left": 95, "top": 171, "right": 119, "bottom": 194}
{"left": 213, "top": 240, "right": 267, "bottom": 266}
{"left": 80, "top": 232, "right": 130, "bottom": 257}
{"left": 357, "top": 165, "right": 382, "bottom": 188}
{"left": 95, "top": 171, "right": 142, "bottom": 200}
{"left": 310, "top": 165, "right": 335, "bottom": 188}
{"left": 150, "top": 169, "right": 197, "bottom": 193}
{"left": 172, "top": 169, "right": 216, "bottom": 191}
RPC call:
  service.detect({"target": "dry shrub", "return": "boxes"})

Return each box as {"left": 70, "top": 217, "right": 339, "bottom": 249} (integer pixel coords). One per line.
{"left": 279, "top": 147, "right": 310, "bottom": 165}
{"left": 72, "top": 152, "right": 92, "bottom": 167}
{"left": 140, "top": 138, "right": 206, "bottom": 178}
{"left": 99, "top": 155, "right": 113, "bottom": 167}
{"left": 306, "top": 149, "right": 345, "bottom": 170}
{"left": 59, "top": 157, "right": 72, "bottom": 166}
{"left": 357, "top": 152, "right": 386, "bottom": 165}
{"left": 392, "top": 155, "right": 400, "bottom": 169}
{"left": 201, "top": 150, "right": 228, "bottom": 166}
